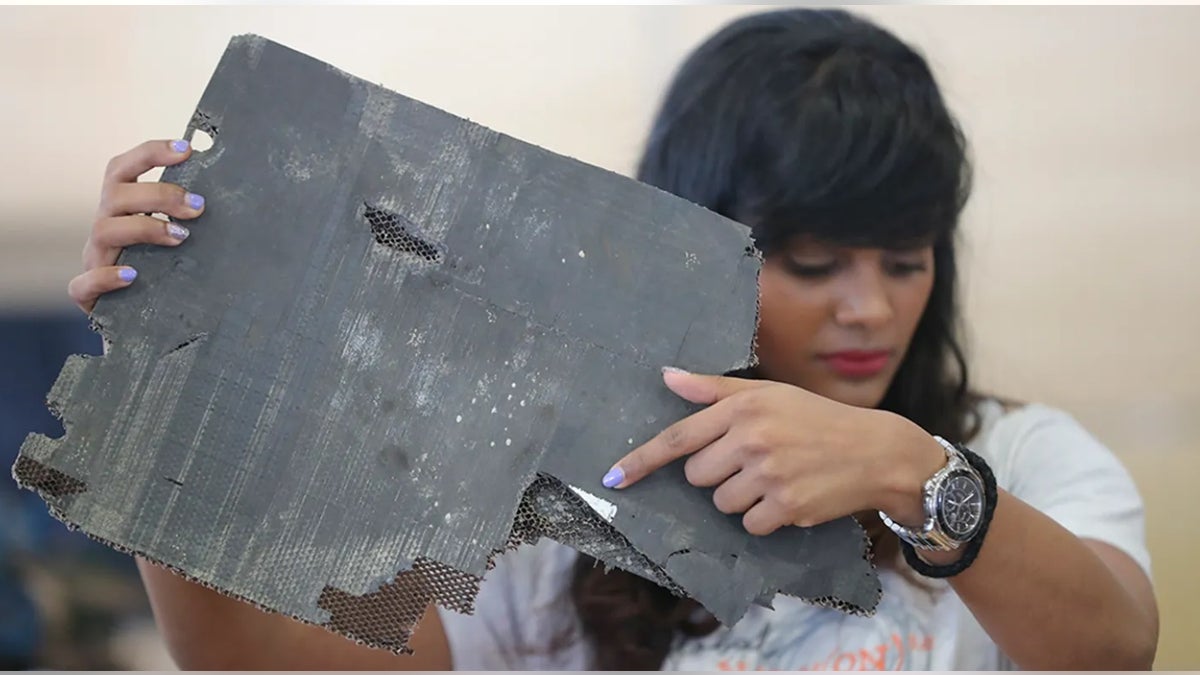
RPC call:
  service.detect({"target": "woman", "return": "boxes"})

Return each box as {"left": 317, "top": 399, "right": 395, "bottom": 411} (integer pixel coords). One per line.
{"left": 68, "top": 8, "right": 1157, "bottom": 671}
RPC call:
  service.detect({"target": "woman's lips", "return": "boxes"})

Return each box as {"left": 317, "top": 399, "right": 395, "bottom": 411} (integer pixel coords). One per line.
{"left": 819, "top": 350, "right": 892, "bottom": 378}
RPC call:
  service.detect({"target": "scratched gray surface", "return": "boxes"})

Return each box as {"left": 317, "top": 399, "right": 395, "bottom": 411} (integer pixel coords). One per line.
{"left": 15, "top": 35, "right": 879, "bottom": 649}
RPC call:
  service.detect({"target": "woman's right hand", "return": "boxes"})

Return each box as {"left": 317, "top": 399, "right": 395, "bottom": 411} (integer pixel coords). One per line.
{"left": 68, "top": 139, "right": 207, "bottom": 314}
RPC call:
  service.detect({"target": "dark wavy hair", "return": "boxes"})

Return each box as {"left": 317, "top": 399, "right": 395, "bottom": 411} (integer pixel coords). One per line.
{"left": 569, "top": 8, "right": 980, "bottom": 670}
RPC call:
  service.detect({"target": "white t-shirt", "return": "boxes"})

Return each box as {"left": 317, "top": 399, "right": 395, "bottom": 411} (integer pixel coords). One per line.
{"left": 437, "top": 399, "right": 1152, "bottom": 670}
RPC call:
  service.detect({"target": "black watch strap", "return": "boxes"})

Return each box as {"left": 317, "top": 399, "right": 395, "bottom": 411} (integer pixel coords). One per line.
{"left": 900, "top": 443, "right": 997, "bottom": 578}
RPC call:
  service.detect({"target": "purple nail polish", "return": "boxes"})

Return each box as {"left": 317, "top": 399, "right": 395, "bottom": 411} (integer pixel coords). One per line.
{"left": 118, "top": 268, "right": 138, "bottom": 283}
{"left": 167, "top": 223, "right": 190, "bottom": 241}
{"left": 186, "top": 193, "right": 205, "bottom": 210}
{"left": 170, "top": 139, "right": 189, "bottom": 153}
{"left": 602, "top": 466, "right": 624, "bottom": 489}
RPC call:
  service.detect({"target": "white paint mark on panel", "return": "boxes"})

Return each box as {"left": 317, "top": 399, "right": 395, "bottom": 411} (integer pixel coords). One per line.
{"left": 569, "top": 485, "right": 617, "bottom": 522}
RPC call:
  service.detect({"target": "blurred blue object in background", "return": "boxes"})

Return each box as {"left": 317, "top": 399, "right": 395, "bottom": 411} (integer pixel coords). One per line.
{"left": 1, "top": 311, "right": 154, "bottom": 668}
{"left": 1, "top": 313, "right": 102, "bottom": 546}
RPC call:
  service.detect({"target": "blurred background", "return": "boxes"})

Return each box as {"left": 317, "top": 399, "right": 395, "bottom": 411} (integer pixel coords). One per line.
{"left": 1, "top": 5, "right": 1196, "bottom": 669}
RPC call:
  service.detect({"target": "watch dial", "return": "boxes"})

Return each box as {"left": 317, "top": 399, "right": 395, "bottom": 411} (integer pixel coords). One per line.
{"left": 940, "top": 473, "right": 984, "bottom": 538}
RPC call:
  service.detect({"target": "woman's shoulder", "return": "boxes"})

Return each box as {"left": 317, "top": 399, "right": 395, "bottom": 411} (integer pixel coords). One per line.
{"left": 967, "top": 394, "right": 1130, "bottom": 485}
{"left": 970, "top": 395, "right": 1097, "bottom": 455}
{"left": 966, "top": 395, "right": 1152, "bottom": 577}
{"left": 967, "top": 393, "right": 1139, "bottom": 506}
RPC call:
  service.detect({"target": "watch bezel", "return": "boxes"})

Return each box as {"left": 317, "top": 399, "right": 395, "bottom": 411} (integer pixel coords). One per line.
{"left": 932, "top": 467, "right": 985, "bottom": 541}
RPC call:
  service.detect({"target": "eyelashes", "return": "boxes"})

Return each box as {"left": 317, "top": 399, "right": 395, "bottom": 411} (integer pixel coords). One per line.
{"left": 885, "top": 262, "right": 929, "bottom": 276}
{"left": 782, "top": 258, "right": 929, "bottom": 280}
{"left": 784, "top": 260, "right": 838, "bottom": 278}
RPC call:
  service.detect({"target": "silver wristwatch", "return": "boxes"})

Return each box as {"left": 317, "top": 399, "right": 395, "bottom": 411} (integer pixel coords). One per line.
{"left": 879, "top": 436, "right": 987, "bottom": 551}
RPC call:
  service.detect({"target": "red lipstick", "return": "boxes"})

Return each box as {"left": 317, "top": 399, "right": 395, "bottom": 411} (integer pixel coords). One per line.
{"left": 820, "top": 350, "right": 891, "bottom": 378}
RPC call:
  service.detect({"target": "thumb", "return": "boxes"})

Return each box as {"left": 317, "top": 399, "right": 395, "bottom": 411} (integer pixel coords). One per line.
{"left": 661, "top": 366, "right": 768, "bottom": 405}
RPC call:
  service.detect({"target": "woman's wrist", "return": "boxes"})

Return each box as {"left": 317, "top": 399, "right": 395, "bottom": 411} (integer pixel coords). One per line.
{"left": 868, "top": 411, "right": 948, "bottom": 528}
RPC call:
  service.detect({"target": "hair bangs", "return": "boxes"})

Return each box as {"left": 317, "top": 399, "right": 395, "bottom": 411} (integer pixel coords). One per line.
{"left": 737, "top": 51, "right": 969, "bottom": 253}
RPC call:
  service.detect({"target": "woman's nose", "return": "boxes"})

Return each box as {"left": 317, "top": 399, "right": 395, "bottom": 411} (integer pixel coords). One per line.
{"left": 833, "top": 271, "right": 894, "bottom": 329}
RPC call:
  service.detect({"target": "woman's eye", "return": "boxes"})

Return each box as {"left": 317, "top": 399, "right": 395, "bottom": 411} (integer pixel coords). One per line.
{"left": 886, "top": 261, "right": 929, "bottom": 276}
{"left": 785, "top": 259, "right": 838, "bottom": 278}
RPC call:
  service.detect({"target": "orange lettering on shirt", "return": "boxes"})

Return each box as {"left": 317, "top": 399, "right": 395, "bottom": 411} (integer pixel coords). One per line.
{"left": 858, "top": 643, "right": 890, "bottom": 670}
{"left": 832, "top": 652, "right": 857, "bottom": 670}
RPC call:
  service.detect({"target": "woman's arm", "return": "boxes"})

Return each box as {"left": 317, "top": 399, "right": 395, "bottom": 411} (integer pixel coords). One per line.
{"left": 936, "top": 492, "right": 1157, "bottom": 669}
{"left": 882, "top": 421, "right": 1159, "bottom": 670}
{"left": 610, "top": 369, "right": 1159, "bottom": 670}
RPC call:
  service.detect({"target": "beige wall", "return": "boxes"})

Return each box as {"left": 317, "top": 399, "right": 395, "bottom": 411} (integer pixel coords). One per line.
{"left": 2, "top": 5, "right": 1197, "bottom": 668}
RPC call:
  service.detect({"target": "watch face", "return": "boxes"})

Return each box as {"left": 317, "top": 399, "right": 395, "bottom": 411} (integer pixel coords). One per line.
{"left": 937, "top": 471, "right": 984, "bottom": 539}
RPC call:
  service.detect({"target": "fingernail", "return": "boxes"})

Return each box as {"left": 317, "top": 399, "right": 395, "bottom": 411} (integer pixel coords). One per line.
{"left": 118, "top": 268, "right": 138, "bottom": 283}
{"left": 167, "top": 223, "right": 190, "bottom": 241}
{"left": 662, "top": 366, "right": 690, "bottom": 376}
{"left": 602, "top": 466, "right": 625, "bottom": 489}
{"left": 185, "top": 192, "right": 205, "bottom": 210}
{"left": 170, "top": 139, "right": 190, "bottom": 153}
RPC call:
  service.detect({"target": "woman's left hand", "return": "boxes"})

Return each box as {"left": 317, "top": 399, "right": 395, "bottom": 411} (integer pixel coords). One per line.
{"left": 605, "top": 367, "right": 947, "bottom": 536}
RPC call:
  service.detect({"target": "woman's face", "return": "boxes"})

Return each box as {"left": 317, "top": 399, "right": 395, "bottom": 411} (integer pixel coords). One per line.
{"left": 753, "top": 237, "right": 936, "bottom": 409}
